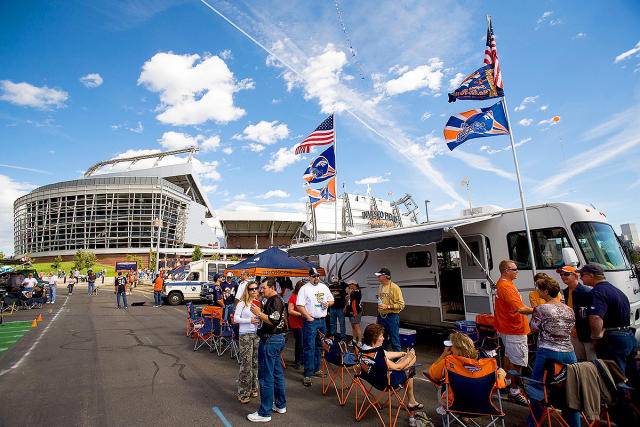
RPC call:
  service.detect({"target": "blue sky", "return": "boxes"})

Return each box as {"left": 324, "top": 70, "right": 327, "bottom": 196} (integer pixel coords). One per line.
{"left": 1, "top": 0, "right": 639, "bottom": 255}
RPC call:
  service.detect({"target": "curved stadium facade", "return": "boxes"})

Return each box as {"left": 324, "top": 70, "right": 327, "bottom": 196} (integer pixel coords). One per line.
{"left": 13, "top": 148, "right": 218, "bottom": 263}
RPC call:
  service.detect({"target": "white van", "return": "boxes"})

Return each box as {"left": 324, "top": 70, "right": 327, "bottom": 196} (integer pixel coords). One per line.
{"left": 162, "top": 259, "right": 238, "bottom": 305}
{"left": 289, "top": 202, "right": 640, "bottom": 339}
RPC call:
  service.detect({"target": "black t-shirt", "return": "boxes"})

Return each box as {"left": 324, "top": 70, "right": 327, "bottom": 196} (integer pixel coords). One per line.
{"left": 258, "top": 294, "right": 287, "bottom": 337}
{"left": 345, "top": 289, "right": 362, "bottom": 316}
{"left": 329, "top": 282, "right": 347, "bottom": 309}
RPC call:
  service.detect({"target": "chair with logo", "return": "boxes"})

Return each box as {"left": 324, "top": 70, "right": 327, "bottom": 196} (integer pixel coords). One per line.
{"left": 186, "top": 302, "right": 202, "bottom": 337}
{"left": 475, "top": 314, "right": 502, "bottom": 361}
{"left": 320, "top": 332, "right": 357, "bottom": 406}
{"left": 353, "top": 345, "right": 414, "bottom": 427}
{"left": 193, "top": 306, "right": 219, "bottom": 352}
{"left": 423, "top": 354, "right": 506, "bottom": 427}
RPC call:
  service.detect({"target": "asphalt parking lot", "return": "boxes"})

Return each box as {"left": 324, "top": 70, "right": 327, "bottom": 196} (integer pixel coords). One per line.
{"left": 0, "top": 285, "right": 529, "bottom": 426}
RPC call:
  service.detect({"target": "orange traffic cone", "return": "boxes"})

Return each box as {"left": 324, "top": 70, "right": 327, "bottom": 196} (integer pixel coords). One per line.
{"left": 31, "top": 319, "right": 38, "bottom": 327}
{"left": 37, "top": 314, "right": 43, "bottom": 321}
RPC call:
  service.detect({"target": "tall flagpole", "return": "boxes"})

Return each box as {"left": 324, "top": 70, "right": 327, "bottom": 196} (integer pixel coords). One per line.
{"left": 333, "top": 113, "right": 338, "bottom": 240}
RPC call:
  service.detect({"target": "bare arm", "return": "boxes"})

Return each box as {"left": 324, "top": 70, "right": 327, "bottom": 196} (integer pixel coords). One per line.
{"left": 288, "top": 302, "right": 302, "bottom": 317}
{"left": 297, "top": 305, "right": 313, "bottom": 322}
{"left": 589, "top": 314, "right": 604, "bottom": 340}
{"left": 385, "top": 349, "right": 416, "bottom": 371}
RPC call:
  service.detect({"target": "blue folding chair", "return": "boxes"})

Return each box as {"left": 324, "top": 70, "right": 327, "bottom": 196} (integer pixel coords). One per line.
{"left": 320, "top": 333, "right": 356, "bottom": 406}
{"left": 193, "top": 308, "right": 216, "bottom": 352}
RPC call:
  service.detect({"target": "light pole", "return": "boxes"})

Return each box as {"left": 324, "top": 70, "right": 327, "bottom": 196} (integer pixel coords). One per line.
{"left": 424, "top": 200, "right": 430, "bottom": 223}
{"left": 154, "top": 218, "right": 161, "bottom": 276}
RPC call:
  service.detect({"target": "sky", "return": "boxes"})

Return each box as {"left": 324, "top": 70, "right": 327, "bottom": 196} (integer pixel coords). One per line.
{"left": 1, "top": 0, "right": 640, "bottom": 255}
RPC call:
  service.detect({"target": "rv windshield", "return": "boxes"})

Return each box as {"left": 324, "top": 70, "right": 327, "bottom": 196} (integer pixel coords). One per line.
{"left": 571, "top": 222, "right": 630, "bottom": 271}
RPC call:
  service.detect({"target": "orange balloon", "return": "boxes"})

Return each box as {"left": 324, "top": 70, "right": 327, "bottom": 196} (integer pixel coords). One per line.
{"left": 553, "top": 116, "right": 560, "bottom": 122}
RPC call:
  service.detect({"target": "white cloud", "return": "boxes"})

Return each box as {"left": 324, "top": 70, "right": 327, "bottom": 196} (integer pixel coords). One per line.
{"left": 222, "top": 147, "right": 233, "bottom": 155}
{"left": 421, "top": 112, "right": 432, "bottom": 121}
{"left": 247, "top": 143, "right": 266, "bottom": 152}
{"left": 519, "top": 118, "right": 533, "bottom": 126}
{"left": 264, "top": 146, "right": 302, "bottom": 172}
{"left": 384, "top": 58, "right": 444, "bottom": 96}
{"left": 192, "top": 159, "right": 221, "bottom": 181}
{"left": 257, "top": 190, "right": 290, "bottom": 199}
{"left": 272, "top": 98, "right": 280, "bottom": 104}
{"left": 537, "top": 11, "right": 553, "bottom": 23}
{"left": 158, "top": 131, "right": 220, "bottom": 152}
{"left": 485, "top": 137, "right": 533, "bottom": 154}
{"left": 539, "top": 105, "right": 548, "bottom": 111}
{"left": 0, "top": 174, "right": 37, "bottom": 254}
{"left": 138, "top": 52, "right": 251, "bottom": 125}
{"left": 448, "top": 72, "right": 465, "bottom": 90}
{"left": 128, "top": 121, "right": 143, "bottom": 133}
{"left": 479, "top": 145, "right": 489, "bottom": 151}
{"left": 388, "top": 64, "right": 409, "bottom": 75}
{"left": 201, "top": 184, "right": 218, "bottom": 193}
{"left": 538, "top": 116, "right": 560, "bottom": 127}
{"left": 0, "top": 80, "right": 68, "bottom": 109}
{"left": 233, "top": 120, "right": 289, "bottom": 144}
{"left": 219, "top": 49, "right": 232, "bottom": 60}
{"left": 355, "top": 176, "right": 389, "bottom": 185}
{"left": 234, "top": 193, "right": 247, "bottom": 200}
{"left": 79, "top": 73, "right": 103, "bottom": 88}
{"left": 434, "top": 202, "right": 459, "bottom": 212}
{"left": 448, "top": 150, "right": 516, "bottom": 180}
{"left": 574, "top": 32, "right": 586, "bottom": 39}
{"left": 514, "top": 96, "right": 538, "bottom": 111}
{"left": 614, "top": 41, "right": 640, "bottom": 64}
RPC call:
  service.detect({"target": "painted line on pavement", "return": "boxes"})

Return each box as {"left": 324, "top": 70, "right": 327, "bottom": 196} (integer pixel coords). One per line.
{"left": 212, "top": 406, "right": 232, "bottom": 427}
{"left": 0, "top": 296, "right": 69, "bottom": 377}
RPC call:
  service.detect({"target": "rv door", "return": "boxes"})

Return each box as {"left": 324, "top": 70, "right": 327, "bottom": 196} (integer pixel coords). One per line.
{"left": 459, "top": 235, "right": 493, "bottom": 320}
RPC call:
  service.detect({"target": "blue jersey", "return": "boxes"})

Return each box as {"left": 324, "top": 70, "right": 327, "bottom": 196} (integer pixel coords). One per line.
{"left": 589, "top": 281, "right": 630, "bottom": 328}
{"left": 115, "top": 276, "right": 127, "bottom": 293}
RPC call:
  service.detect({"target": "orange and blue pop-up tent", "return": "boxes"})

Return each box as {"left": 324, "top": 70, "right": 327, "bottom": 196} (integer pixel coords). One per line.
{"left": 224, "top": 246, "right": 325, "bottom": 277}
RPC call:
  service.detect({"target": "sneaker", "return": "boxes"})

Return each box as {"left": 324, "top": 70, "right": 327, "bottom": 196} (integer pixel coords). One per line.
{"left": 436, "top": 405, "right": 446, "bottom": 415}
{"left": 251, "top": 391, "right": 259, "bottom": 397}
{"left": 247, "top": 412, "right": 271, "bottom": 423}
{"left": 303, "top": 377, "right": 312, "bottom": 387}
{"left": 153, "top": 305, "right": 158, "bottom": 308}
{"left": 238, "top": 396, "right": 250, "bottom": 404}
{"left": 508, "top": 390, "right": 529, "bottom": 406}
{"left": 312, "top": 371, "right": 322, "bottom": 377}
{"left": 271, "top": 405, "right": 286, "bottom": 414}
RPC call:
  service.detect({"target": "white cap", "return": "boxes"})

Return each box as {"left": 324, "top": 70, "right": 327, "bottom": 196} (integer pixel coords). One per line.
{"left": 443, "top": 340, "right": 453, "bottom": 347}
{"left": 226, "top": 272, "right": 233, "bottom": 277}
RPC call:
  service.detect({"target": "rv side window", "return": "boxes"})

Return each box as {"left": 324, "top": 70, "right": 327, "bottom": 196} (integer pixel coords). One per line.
{"left": 507, "top": 227, "right": 572, "bottom": 270}
{"left": 189, "top": 272, "right": 200, "bottom": 281}
{"left": 464, "top": 241, "right": 481, "bottom": 267}
{"left": 207, "top": 264, "right": 216, "bottom": 281}
{"left": 406, "top": 251, "right": 432, "bottom": 268}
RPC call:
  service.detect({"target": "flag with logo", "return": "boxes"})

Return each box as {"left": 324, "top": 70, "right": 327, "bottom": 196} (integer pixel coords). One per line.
{"left": 295, "top": 114, "right": 335, "bottom": 155}
{"left": 303, "top": 145, "right": 335, "bottom": 184}
{"left": 443, "top": 101, "right": 509, "bottom": 151}
{"left": 306, "top": 177, "right": 336, "bottom": 208}
{"left": 448, "top": 64, "right": 504, "bottom": 102}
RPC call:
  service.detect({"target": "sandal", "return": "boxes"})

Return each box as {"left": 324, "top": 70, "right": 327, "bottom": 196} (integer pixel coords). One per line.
{"left": 407, "top": 403, "right": 424, "bottom": 411}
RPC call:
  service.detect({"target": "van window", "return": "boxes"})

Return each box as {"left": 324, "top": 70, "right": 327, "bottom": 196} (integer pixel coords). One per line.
{"left": 571, "top": 222, "right": 629, "bottom": 271}
{"left": 507, "top": 227, "right": 572, "bottom": 270}
{"left": 406, "top": 251, "right": 432, "bottom": 268}
{"left": 207, "top": 264, "right": 216, "bottom": 281}
{"left": 189, "top": 272, "right": 200, "bottom": 281}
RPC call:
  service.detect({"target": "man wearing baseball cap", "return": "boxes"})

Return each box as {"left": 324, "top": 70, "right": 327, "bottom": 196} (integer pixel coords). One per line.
{"left": 556, "top": 265, "right": 595, "bottom": 361}
{"left": 221, "top": 272, "right": 238, "bottom": 322}
{"left": 296, "top": 268, "right": 334, "bottom": 387}
{"left": 580, "top": 264, "right": 638, "bottom": 388}
{"left": 375, "top": 267, "right": 404, "bottom": 352}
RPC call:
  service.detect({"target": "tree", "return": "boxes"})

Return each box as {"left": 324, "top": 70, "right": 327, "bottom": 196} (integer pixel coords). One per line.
{"left": 0, "top": 252, "right": 3, "bottom": 260}
{"left": 73, "top": 250, "right": 96, "bottom": 271}
{"left": 126, "top": 254, "right": 144, "bottom": 269}
{"left": 149, "top": 249, "right": 157, "bottom": 270}
{"left": 192, "top": 246, "right": 203, "bottom": 262}
{"left": 630, "top": 249, "right": 640, "bottom": 265}
{"left": 210, "top": 253, "right": 220, "bottom": 260}
{"left": 51, "top": 255, "right": 63, "bottom": 270}
{"left": 230, "top": 255, "right": 238, "bottom": 261}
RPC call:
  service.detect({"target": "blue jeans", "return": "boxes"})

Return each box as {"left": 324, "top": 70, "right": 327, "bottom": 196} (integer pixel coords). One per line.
{"left": 223, "top": 303, "right": 235, "bottom": 322}
{"left": 258, "top": 334, "right": 286, "bottom": 417}
{"left": 377, "top": 313, "right": 401, "bottom": 351}
{"left": 596, "top": 329, "right": 638, "bottom": 376}
{"left": 154, "top": 291, "right": 162, "bottom": 306}
{"left": 292, "top": 327, "right": 303, "bottom": 365}
{"left": 303, "top": 317, "right": 326, "bottom": 377}
{"left": 117, "top": 291, "right": 128, "bottom": 308}
{"left": 329, "top": 306, "right": 346, "bottom": 340}
{"left": 88, "top": 282, "right": 95, "bottom": 294}
{"left": 526, "top": 347, "right": 579, "bottom": 427}
{"left": 48, "top": 286, "right": 56, "bottom": 303}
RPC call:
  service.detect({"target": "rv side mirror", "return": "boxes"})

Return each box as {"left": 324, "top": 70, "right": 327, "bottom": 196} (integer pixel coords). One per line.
{"left": 562, "top": 248, "right": 579, "bottom": 267}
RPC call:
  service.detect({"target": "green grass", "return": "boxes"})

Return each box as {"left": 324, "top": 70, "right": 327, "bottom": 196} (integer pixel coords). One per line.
{"left": 30, "top": 261, "right": 116, "bottom": 277}
{"left": 0, "top": 321, "right": 33, "bottom": 355}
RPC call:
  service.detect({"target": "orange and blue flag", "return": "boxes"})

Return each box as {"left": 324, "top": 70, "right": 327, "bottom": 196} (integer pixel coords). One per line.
{"left": 306, "top": 177, "right": 336, "bottom": 208}
{"left": 448, "top": 64, "right": 503, "bottom": 103}
{"left": 303, "top": 145, "right": 335, "bottom": 184}
{"left": 444, "top": 101, "right": 509, "bottom": 151}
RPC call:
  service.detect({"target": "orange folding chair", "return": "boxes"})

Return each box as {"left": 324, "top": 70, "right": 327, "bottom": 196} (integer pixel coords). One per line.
{"left": 320, "top": 333, "right": 356, "bottom": 406}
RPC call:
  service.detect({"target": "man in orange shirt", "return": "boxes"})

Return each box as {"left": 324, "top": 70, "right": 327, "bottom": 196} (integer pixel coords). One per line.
{"left": 153, "top": 274, "right": 164, "bottom": 307}
{"left": 494, "top": 259, "right": 532, "bottom": 405}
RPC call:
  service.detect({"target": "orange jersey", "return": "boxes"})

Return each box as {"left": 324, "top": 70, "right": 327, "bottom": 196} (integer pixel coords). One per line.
{"left": 154, "top": 277, "right": 164, "bottom": 291}
{"left": 494, "top": 278, "right": 530, "bottom": 335}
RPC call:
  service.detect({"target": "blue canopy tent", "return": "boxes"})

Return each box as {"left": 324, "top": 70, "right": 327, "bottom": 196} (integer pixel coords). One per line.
{"left": 223, "top": 246, "right": 325, "bottom": 277}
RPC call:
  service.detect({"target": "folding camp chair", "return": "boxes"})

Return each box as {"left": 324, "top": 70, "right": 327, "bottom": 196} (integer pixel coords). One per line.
{"left": 222, "top": 313, "right": 240, "bottom": 362}
{"left": 211, "top": 306, "right": 234, "bottom": 356}
{"left": 475, "top": 314, "right": 501, "bottom": 361}
{"left": 193, "top": 307, "right": 217, "bottom": 352}
{"left": 320, "top": 333, "right": 356, "bottom": 406}
{"left": 353, "top": 345, "right": 414, "bottom": 427}
{"left": 423, "top": 355, "right": 505, "bottom": 427}
{"left": 186, "top": 302, "right": 202, "bottom": 337}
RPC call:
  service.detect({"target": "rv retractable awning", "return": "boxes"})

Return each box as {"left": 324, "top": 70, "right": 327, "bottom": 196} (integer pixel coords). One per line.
{"left": 287, "top": 215, "right": 498, "bottom": 257}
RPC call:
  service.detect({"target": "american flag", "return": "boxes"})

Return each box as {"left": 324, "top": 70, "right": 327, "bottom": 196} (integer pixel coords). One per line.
{"left": 294, "top": 114, "right": 334, "bottom": 155}
{"left": 484, "top": 19, "right": 503, "bottom": 90}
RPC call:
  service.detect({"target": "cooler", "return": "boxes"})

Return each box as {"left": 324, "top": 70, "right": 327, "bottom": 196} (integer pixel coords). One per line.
{"left": 454, "top": 320, "right": 478, "bottom": 342}
{"left": 399, "top": 328, "right": 417, "bottom": 348}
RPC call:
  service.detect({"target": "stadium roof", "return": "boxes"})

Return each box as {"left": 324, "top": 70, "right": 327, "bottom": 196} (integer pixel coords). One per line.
{"left": 217, "top": 211, "right": 306, "bottom": 238}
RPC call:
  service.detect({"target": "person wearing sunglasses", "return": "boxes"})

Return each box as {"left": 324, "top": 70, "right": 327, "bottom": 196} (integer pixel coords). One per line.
{"left": 235, "top": 281, "right": 261, "bottom": 404}
{"left": 494, "top": 259, "right": 533, "bottom": 406}
{"left": 557, "top": 265, "right": 595, "bottom": 361}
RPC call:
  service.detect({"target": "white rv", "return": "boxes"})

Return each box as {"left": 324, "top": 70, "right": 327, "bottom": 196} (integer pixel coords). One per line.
{"left": 161, "top": 259, "right": 238, "bottom": 305}
{"left": 289, "top": 202, "right": 640, "bottom": 340}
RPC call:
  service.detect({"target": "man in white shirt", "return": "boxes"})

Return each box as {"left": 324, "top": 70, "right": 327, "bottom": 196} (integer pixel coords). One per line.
{"left": 22, "top": 273, "right": 38, "bottom": 290}
{"left": 48, "top": 272, "right": 58, "bottom": 304}
{"left": 296, "top": 268, "right": 334, "bottom": 387}
{"left": 234, "top": 271, "right": 251, "bottom": 305}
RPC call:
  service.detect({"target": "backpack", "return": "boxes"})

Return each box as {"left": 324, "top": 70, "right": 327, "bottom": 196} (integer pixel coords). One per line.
{"left": 412, "top": 411, "right": 433, "bottom": 427}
